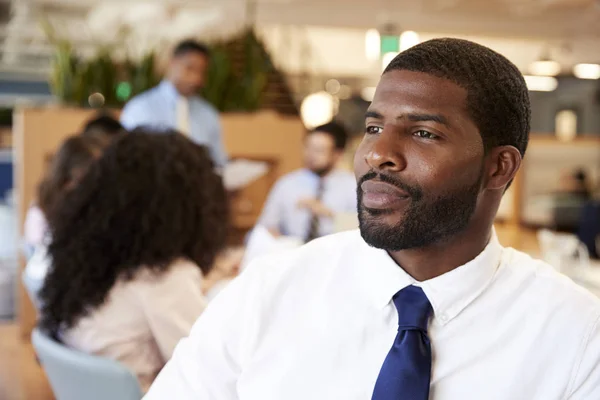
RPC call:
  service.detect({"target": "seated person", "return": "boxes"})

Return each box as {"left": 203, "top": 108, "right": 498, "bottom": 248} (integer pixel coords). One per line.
{"left": 257, "top": 121, "right": 356, "bottom": 242}
{"left": 39, "top": 130, "right": 228, "bottom": 392}
{"left": 24, "top": 115, "right": 123, "bottom": 251}
{"left": 23, "top": 135, "right": 106, "bottom": 307}
{"left": 81, "top": 113, "right": 126, "bottom": 144}
{"left": 553, "top": 168, "right": 592, "bottom": 232}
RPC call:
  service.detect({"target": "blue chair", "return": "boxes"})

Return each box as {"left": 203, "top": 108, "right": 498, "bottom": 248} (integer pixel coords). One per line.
{"left": 31, "top": 328, "right": 143, "bottom": 400}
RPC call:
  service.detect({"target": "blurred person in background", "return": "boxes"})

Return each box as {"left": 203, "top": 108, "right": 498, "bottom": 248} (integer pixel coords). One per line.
{"left": 576, "top": 171, "right": 600, "bottom": 259}
{"left": 23, "top": 135, "right": 105, "bottom": 254}
{"left": 23, "top": 114, "right": 124, "bottom": 252}
{"left": 81, "top": 112, "right": 126, "bottom": 144}
{"left": 553, "top": 168, "right": 592, "bottom": 232}
{"left": 570, "top": 169, "right": 591, "bottom": 200}
{"left": 257, "top": 121, "right": 357, "bottom": 242}
{"left": 39, "top": 131, "right": 228, "bottom": 392}
{"left": 557, "top": 168, "right": 591, "bottom": 200}
{"left": 120, "top": 40, "right": 227, "bottom": 168}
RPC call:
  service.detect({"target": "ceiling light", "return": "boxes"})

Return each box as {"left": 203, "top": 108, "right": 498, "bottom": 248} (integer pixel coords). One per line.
{"left": 381, "top": 52, "right": 398, "bottom": 72}
{"left": 361, "top": 87, "right": 377, "bottom": 102}
{"left": 365, "top": 29, "right": 381, "bottom": 61}
{"left": 337, "top": 85, "right": 352, "bottom": 100}
{"left": 523, "top": 75, "right": 558, "bottom": 92}
{"left": 529, "top": 60, "right": 561, "bottom": 77}
{"left": 300, "top": 92, "right": 336, "bottom": 129}
{"left": 400, "top": 31, "right": 419, "bottom": 52}
{"left": 555, "top": 110, "right": 577, "bottom": 142}
{"left": 325, "top": 79, "right": 341, "bottom": 95}
{"left": 573, "top": 63, "right": 600, "bottom": 80}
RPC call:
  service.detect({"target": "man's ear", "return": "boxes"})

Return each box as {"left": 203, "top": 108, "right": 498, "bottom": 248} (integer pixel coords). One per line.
{"left": 484, "top": 146, "right": 522, "bottom": 191}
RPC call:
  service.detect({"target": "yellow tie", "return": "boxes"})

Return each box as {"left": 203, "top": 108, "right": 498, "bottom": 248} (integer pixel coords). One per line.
{"left": 176, "top": 96, "right": 190, "bottom": 137}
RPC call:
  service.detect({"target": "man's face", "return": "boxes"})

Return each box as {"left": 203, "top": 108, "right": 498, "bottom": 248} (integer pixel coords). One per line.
{"left": 304, "top": 132, "right": 339, "bottom": 176}
{"left": 169, "top": 52, "right": 209, "bottom": 97}
{"left": 355, "top": 70, "right": 485, "bottom": 251}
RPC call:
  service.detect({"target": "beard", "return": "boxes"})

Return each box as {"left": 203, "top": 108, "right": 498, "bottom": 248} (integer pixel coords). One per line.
{"left": 310, "top": 163, "right": 335, "bottom": 177}
{"left": 357, "top": 170, "right": 483, "bottom": 251}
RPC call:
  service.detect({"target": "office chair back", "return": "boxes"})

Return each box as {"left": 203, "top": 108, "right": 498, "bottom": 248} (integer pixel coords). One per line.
{"left": 31, "top": 328, "right": 142, "bottom": 400}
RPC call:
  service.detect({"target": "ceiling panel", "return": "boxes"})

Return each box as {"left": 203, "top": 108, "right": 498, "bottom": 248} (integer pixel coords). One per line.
{"left": 0, "top": 0, "right": 597, "bottom": 77}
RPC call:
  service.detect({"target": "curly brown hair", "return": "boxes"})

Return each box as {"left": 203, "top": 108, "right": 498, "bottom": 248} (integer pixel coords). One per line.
{"left": 40, "top": 131, "right": 229, "bottom": 336}
{"left": 37, "top": 135, "right": 105, "bottom": 216}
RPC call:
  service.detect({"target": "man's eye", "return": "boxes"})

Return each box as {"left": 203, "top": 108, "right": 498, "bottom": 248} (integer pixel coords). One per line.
{"left": 413, "top": 130, "right": 439, "bottom": 140}
{"left": 365, "top": 126, "right": 383, "bottom": 134}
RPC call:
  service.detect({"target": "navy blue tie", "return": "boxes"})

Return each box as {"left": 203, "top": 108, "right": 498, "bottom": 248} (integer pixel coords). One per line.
{"left": 372, "top": 285, "right": 433, "bottom": 400}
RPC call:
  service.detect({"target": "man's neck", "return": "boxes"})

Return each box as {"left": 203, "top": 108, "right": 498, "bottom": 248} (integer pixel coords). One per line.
{"left": 164, "top": 79, "right": 187, "bottom": 99}
{"left": 387, "top": 222, "right": 493, "bottom": 282}
{"left": 309, "top": 167, "right": 335, "bottom": 179}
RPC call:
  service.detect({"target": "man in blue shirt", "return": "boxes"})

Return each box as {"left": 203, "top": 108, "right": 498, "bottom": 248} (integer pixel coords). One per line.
{"left": 120, "top": 40, "right": 227, "bottom": 168}
{"left": 257, "top": 122, "right": 357, "bottom": 241}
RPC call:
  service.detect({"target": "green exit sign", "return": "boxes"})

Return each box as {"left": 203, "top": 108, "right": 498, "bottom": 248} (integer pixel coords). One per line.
{"left": 380, "top": 35, "right": 399, "bottom": 53}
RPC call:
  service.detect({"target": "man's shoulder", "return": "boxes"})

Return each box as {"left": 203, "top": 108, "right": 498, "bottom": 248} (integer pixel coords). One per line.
{"left": 133, "top": 85, "right": 163, "bottom": 101}
{"left": 122, "top": 86, "right": 162, "bottom": 111}
{"left": 274, "top": 170, "right": 312, "bottom": 187}
{"left": 331, "top": 169, "right": 355, "bottom": 178}
{"left": 192, "top": 96, "right": 219, "bottom": 115}
{"left": 330, "top": 169, "right": 357, "bottom": 186}
{"left": 503, "top": 248, "right": 600, "bottom": 315}
{"left": 244, "top": 230, "right": 364, "bottom": 282}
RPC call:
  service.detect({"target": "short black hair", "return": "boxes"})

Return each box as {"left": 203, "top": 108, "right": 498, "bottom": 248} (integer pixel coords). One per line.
{"left": 384, "top": 38, "right": 530, "bottom": 158}
{"left": 574, "top": 169, "right": 587, "bottom": 183}
{"left": 309, "top": 121, "right": 348, "bottom": 150}
{"left": 173, "top": 39, "right": 210, "bottom": 59}
{"left": 82, "top": 113, "right": 124, "bottom": 137}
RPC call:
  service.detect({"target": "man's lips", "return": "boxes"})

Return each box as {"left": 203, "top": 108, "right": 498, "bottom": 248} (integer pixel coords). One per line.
{"left": 360, "top": 180, "right": 411, "bottom": 209}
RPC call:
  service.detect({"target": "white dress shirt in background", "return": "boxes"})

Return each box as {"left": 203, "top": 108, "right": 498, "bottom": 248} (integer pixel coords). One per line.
{"left": 258, "top": 168, "right": 357, "bottom": 239}
{"left": 144, "top": 230, "right": 600, "bottom": 400}
{"left": 176, "top": 96, "right": 191, "bottom": 137}
{"left": 120, "top": 81, "right": 227, "bottom": 168}
{"left": 62, "top": 259, "right": 207, "bottom": 392}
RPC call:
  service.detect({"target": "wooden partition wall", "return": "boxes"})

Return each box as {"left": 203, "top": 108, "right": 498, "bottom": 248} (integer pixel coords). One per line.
{"left": 13, "top": 107, "right": 304, "bottom": 338}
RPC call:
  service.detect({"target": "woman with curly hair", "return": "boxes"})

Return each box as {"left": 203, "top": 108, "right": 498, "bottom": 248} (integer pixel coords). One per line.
{"left": 23, "top": 135, "right": 106, "bottom": 251}
{"left": 39, "top": 130, "right": 228, "bottom": 391}
{"left": 23, "top": 135, "right": 106, "bottom": 307}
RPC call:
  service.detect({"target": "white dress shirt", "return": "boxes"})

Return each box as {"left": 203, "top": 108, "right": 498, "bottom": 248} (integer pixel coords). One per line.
{"left": 176, "top": 95, "right": 191, "bottom": 136}
{"left": 62, "top": 259, "right": 207, "bottom": 392}
{"left": 120, "top": 80, "right": 227, "bottom": 168}
{"left": 144, "top": 230, "right": 600, "bottom": 399}
{"left": 258, "top": 168, "right": 357, "bottom": 239}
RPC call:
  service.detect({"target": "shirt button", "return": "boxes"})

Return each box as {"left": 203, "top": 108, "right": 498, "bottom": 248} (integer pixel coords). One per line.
{"left": 440, "top": 314, "right": 448, "bottom": 322}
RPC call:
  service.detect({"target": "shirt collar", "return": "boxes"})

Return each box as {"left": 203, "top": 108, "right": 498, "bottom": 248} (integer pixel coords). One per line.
{"left": 354, "top": 229, "right": 503, "bottom": 326}
{"left": 158, "top": 80, "right": 182, "bottom": 102}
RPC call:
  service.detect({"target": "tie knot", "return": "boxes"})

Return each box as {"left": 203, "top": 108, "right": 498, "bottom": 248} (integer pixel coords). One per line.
{"left": 392, "top": 286, "right": 432, "bottom": 331}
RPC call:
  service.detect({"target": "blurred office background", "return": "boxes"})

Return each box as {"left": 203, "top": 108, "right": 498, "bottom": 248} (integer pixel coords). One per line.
{"left": 0, "top": 0, "right": 599, "bottom": 399}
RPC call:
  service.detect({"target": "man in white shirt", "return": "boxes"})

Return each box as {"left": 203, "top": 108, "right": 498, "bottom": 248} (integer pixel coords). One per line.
{"left": 257, "top": 121, "right": 357, "bottom": 242}
{"left": 120, "top": 40, "right": 227, "bottom": 168}
{"left": 145, "top": 38, "right": 600, "bottom": 399}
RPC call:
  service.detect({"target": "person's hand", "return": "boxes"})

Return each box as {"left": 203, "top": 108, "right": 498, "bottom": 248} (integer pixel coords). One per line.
{"left": 202, "top": 247, "right": 244, "bottom": 293}
{"left": 297, "top": 198, "right": 334, "bottom": 218}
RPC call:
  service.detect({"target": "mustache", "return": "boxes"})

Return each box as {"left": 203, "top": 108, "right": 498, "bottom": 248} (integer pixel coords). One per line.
{"left": 357, "top": 171, "right": 423, "bottom": 200}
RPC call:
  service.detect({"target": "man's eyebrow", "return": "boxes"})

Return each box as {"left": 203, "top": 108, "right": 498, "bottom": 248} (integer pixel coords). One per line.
{"left": 406, "top": 113, "right": 451, "bottom": 127}
{"left": 366, "top": 111, "right": 451, "bottom": 127}
{"left": 365, "top": 110, "right": 383, "bottom": 119}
